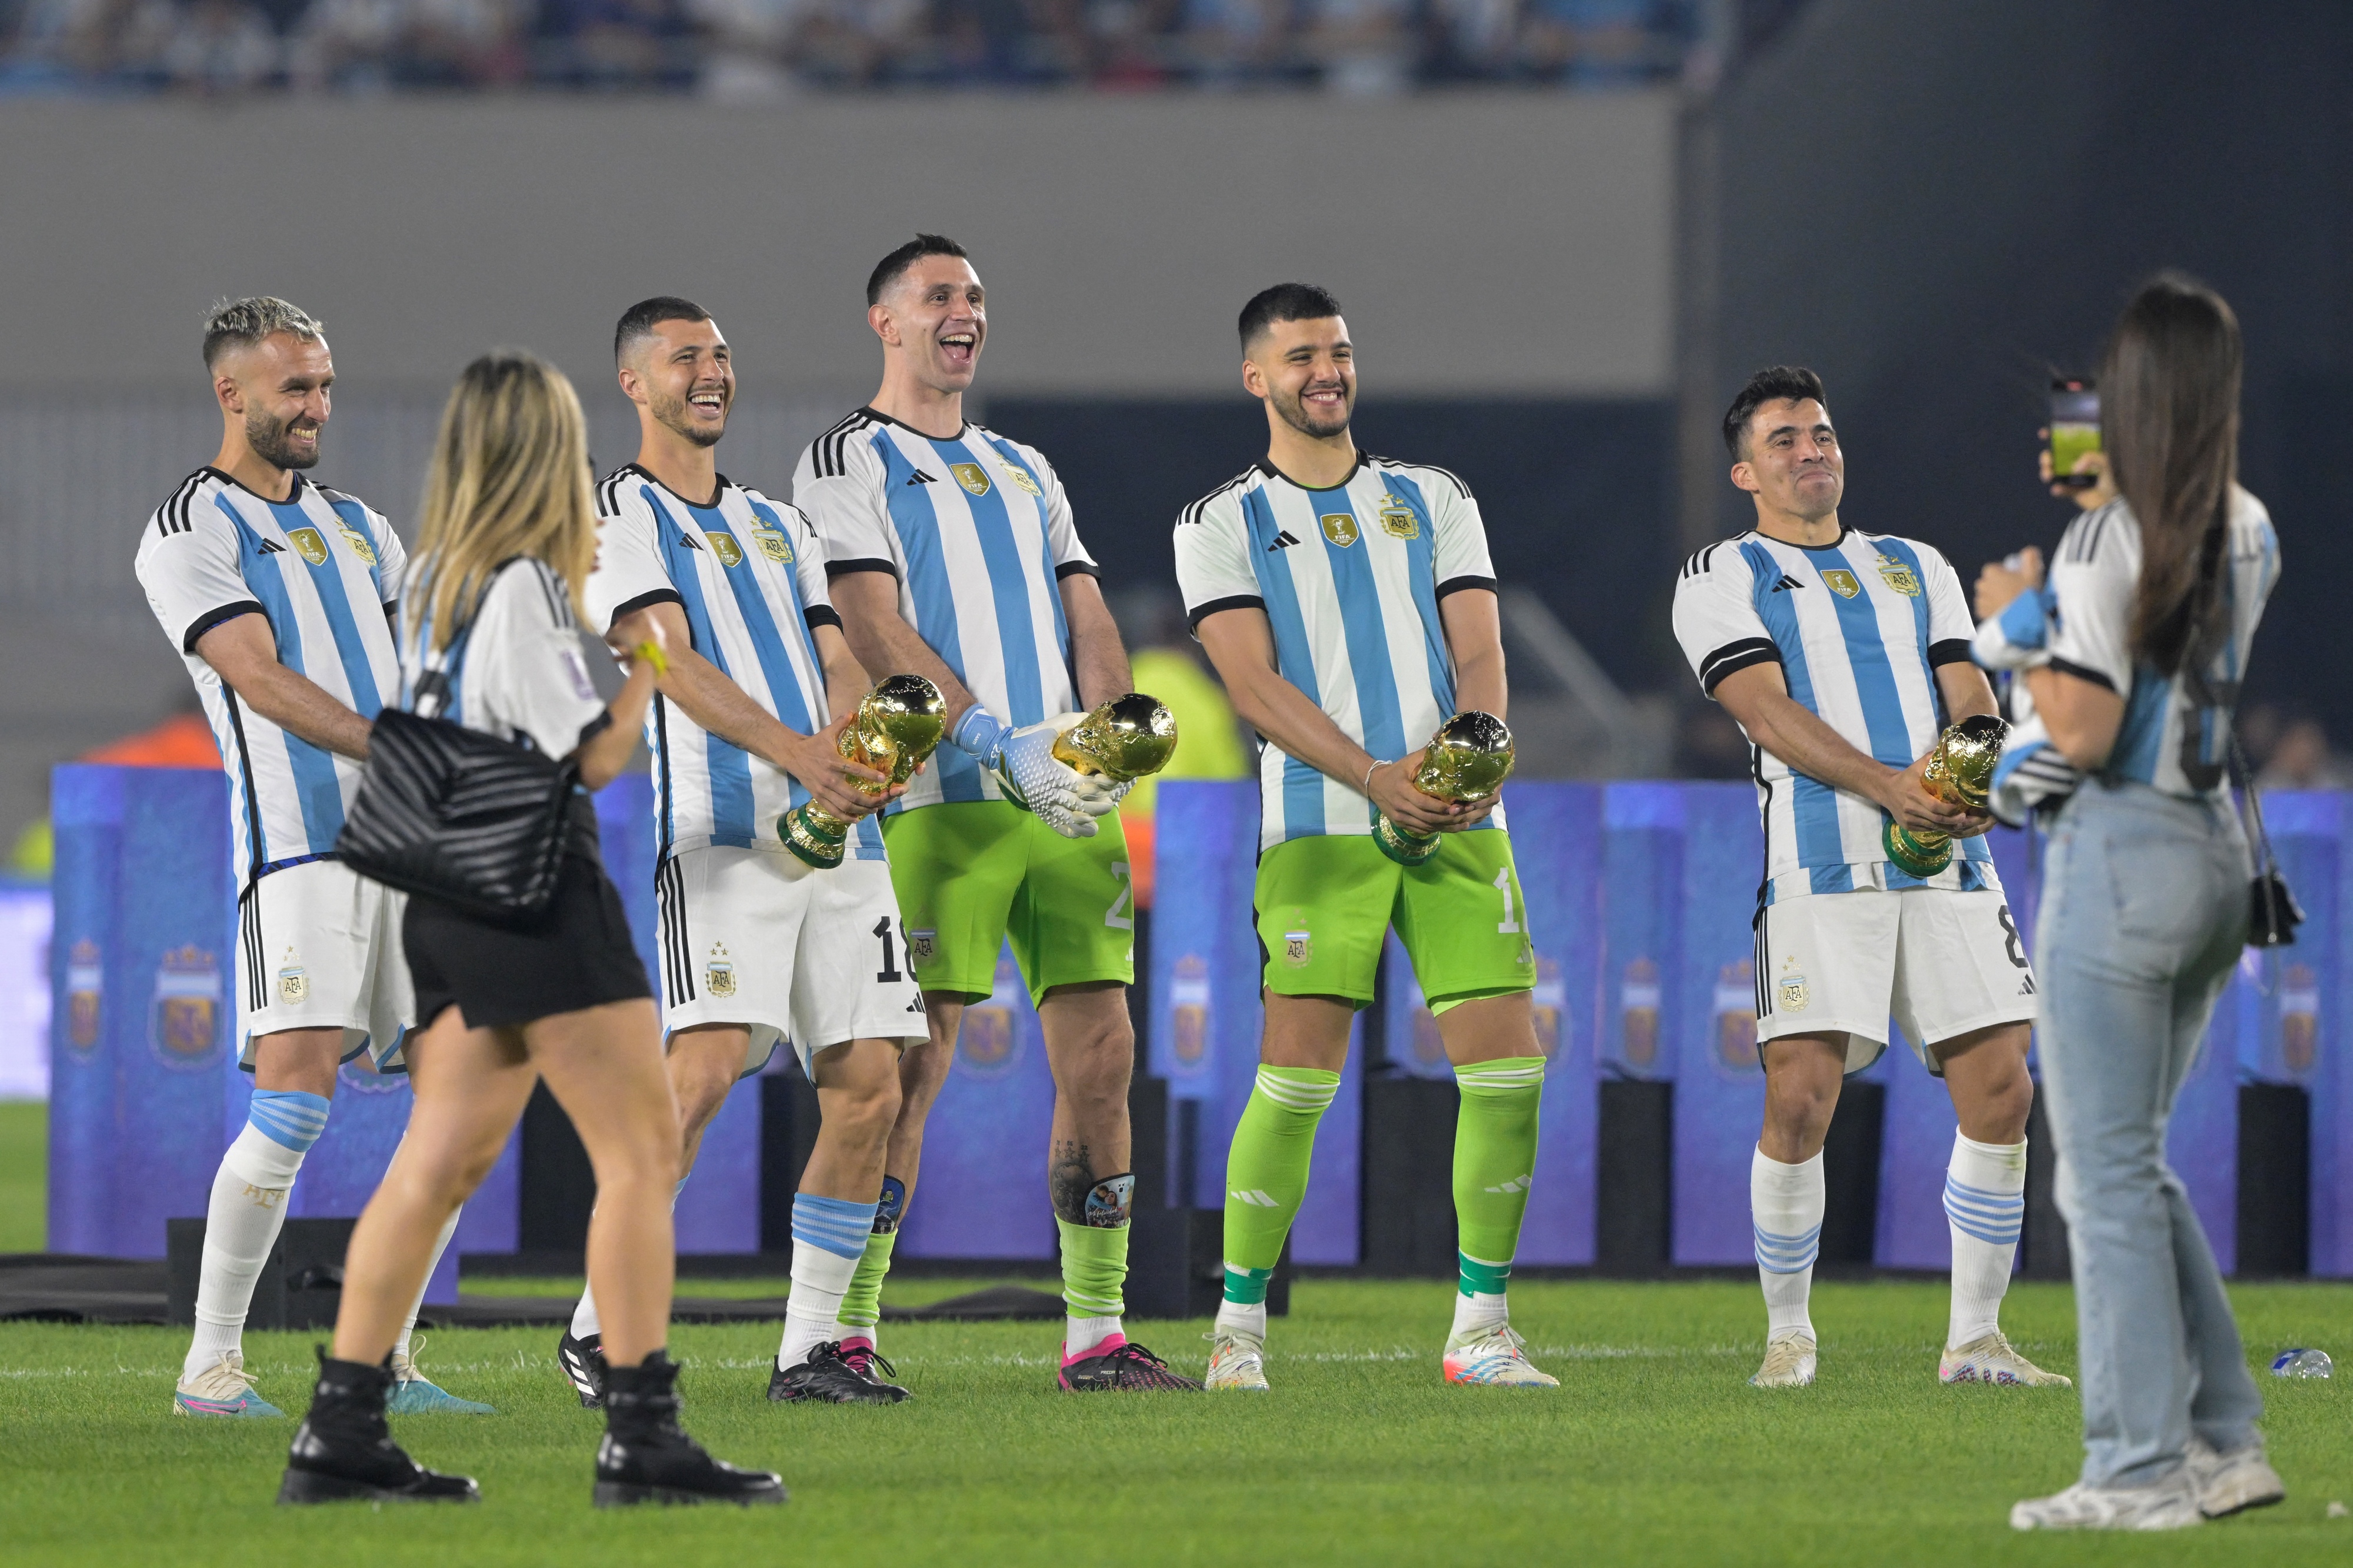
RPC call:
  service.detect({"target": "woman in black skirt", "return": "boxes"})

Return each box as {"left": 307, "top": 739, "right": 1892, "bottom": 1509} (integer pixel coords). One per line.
{"left": 279, "top": 351, "right": 781, "bottom": 1509}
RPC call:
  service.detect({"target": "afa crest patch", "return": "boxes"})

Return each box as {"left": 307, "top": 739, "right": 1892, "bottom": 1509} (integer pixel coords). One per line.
{"left": 338, "top": 524, "right": 377, "bottom": 564}
{"left": 1821, "top": 569, "right": 1861, "bottom": 599}
{"left": 907, "top": 929, "right": 937, "bottom": 968}
{"left": 1378, "top": 501, "right": 1419, "bottom": 540}
{"left": 752, "top": 526, "right": 792, "bottom": 563}
{"left": 705, "top": 942, "right": 736, "bottom": 999}
{"left": 278, "top": 945, "right": 308, "bottom": 1005}
{"left": 998, "top": 461, "right": 1042, "bottom": 498}
{"left": 1777, "top": 958, "right": 1811, "bottom": 1013}
{"left": 1282, "top": 929, "right": 1313, "bottom": 968}
{"left": 1874, "top": 553, "right": 1922, "bottom": 596}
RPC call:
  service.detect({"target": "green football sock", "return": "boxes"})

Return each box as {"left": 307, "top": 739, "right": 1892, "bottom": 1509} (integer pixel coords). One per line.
{"left": 1057, "top": 1217, "right": 1128, "bottom": 1319}
{"left": 1451, "top": 1056, "right": 1545, "bottom": 1285}
{"left": 836, "top": 1226, "right": 899, "bottom": 1333}
{"left": 1221, "top": 1065, "right": 1342, "bottom": 1301}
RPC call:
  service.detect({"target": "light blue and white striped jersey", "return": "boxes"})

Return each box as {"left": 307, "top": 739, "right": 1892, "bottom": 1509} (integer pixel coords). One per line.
{"left": 1671, "top": 526, "right": 2000, "bottom": 905}
{"left": 1172, "top": 455, "right": 1500, "bottom": 851}
{"left": 585, "top": 465, "right": 882, "bottom": 863}
{"left": 2026, "top": 488, "right": 2280, "bottom": 802}
{"left": 401, "top": 555, "right": 609, "bottom": 759}
{"left": 134, "top": 468, "right": 406, "bottom": 886}
{"left": 794, "top": 408, "right": 1095, "bottom": 815}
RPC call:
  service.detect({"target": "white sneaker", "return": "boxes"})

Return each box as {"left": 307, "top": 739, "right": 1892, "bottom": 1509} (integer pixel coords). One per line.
{"left": 173, "top": 1350, "right": 284, "bottom": 1418}
{"left": 2009, "top": 1473, "right": 2204, "bottom": 1531}
{"left": 1204, "top": 1329, "right": 1270, "bottom": 1392}
{"left": 1749, "top": 1332, "right": 1816, "bottom": 1388}
{"left": 2187, "top": 1436, "right": 2285, "bottom": 1518}
{"left": 1442, "top": 1324, "right": 1558, "bottom": 1386}
{"left": 1939, "top": 1331, "right": 2072, "bottom": 1387}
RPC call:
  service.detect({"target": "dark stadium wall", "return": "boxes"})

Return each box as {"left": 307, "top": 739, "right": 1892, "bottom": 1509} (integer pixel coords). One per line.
{"left": 1694, "top": 0, "right": 2353, "bottom": 736}
{"left": 990, "top": 396, "right": 1678, "bottom": 696}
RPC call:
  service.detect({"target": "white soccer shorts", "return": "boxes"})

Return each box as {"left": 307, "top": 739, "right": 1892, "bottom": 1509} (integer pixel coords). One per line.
{"left": 235, "top": 857, "right": 414, "bottom": 1072}
{"left": 1752, "top": 886, "right": 2038, "bottom": 1074}
{"left": 654, "top": 845, "right": 926, "bottom": 1076}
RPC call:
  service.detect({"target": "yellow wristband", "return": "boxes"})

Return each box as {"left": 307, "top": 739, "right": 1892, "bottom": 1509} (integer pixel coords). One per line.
{"left": 632, "top": 641, "right": 669, "bottom": 679}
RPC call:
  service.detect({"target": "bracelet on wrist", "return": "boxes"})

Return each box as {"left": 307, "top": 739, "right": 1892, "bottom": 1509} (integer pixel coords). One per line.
{"left": 1364, "top": 760, "right": 1389, "bottom": 797}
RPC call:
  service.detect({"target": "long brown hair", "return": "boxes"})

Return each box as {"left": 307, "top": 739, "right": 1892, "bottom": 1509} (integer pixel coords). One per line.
{"left": 413, "top": 351, "right": 595, "bottom": 650}
{"left": 2098, "top": 273, "right": 2241, "bottom": 676}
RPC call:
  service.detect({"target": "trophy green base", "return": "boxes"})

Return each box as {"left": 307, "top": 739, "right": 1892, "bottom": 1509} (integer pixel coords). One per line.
{"left": 1372, "top": 815, "right": 1442, "bottom": 867}
{"left": 1881, "top": 819, "right": 1955, "bottom": 879}
{"left": 779, "top": 806, "right": 849, "bottom": 870}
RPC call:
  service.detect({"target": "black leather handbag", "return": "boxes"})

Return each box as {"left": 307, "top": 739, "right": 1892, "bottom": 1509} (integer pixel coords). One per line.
{"left": 2231, "top": 736, "right": 2304, "bottom": 948}
{"left": 336, "top": 704, "right": 577, "bottom": 922}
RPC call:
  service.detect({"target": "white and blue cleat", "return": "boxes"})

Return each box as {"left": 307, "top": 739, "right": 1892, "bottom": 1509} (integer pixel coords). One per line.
{"left": 174, "top": 1351, "right": 285, "bottom": 1418}
{"left": 387, "top": 1341, "right": 495, "bottom": 1414}
{"left": 1442, "top": 1324, "right": 1558, "bottom": 1387}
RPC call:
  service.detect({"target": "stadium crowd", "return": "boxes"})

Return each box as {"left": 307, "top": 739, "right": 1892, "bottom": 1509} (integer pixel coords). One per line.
{"left": 0, "top": 0, "right": 1699, "bottom": 95}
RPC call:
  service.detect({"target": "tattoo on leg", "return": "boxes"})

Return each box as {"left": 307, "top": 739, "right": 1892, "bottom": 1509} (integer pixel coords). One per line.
{"left": 1050, "top": 1142, "right": 1094, "bottom": 1225}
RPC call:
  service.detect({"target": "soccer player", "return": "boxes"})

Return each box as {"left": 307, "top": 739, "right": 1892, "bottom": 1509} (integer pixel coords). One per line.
{"left": 558, "top": 298, "right": 926, "bottom": 1406}
{"left": 1671, "top": 366, "right": 2065, "bottom": 1390}
{"left": 133, "top": 298, "right": 484, "bottom": 1417}
{"left": 801, "top": 235, "right": 1197, "bottom": 1391}
{"left": 1175, "top": 283, "right": 1551, "bottom": 1391}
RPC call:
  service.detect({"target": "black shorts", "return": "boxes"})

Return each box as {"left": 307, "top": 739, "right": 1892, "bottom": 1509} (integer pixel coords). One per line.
{"left": 404, "top": 853, "right": 652, "bottom": 1032}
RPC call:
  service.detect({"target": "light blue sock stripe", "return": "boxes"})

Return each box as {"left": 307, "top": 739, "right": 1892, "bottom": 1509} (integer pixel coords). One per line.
{"left": 1754, "top": 1222, "right": 1821, "bottom": 1273}
{"left": 1943, "top": 1178, "right": 2024, "bottom": 1241}
{"left": 1944, "top": 1176, "right": 2026, "bottom": 1206}
{"left": 792, "top": 1193, "right": 879, "bottom": 1260}
{"left": 246, "top": 1089, "right": 331, "bottom": 1153}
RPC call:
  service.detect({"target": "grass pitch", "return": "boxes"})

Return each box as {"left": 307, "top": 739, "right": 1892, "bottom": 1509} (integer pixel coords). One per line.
{"left": 2, "top": 1279, "right": 2349, "bottom": 1565}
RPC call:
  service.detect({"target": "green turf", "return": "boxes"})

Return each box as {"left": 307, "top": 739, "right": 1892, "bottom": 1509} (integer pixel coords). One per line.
{"left": 0, "top": 1099, "right": 43, "bottom": 1253}
{"left": 465, "top": 1275, "right": 1032, "bottom": 1307}
{"left": 2, "top": 1280, "right": 2348, "bottom": 1564}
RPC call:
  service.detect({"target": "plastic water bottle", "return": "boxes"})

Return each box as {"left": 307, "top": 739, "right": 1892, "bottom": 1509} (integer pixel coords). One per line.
{"left": 2269, "top": 1348, "right": 2332, "bottom": 1379}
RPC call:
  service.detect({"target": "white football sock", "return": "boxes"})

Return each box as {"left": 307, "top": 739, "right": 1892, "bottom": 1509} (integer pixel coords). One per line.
{"left": 184, "top": 1119, "right": 311, "bottom": 1382}
{"left": 1944, "top": 1132, "right": 2027, "bottom": 1350}
{"left": 570, "top": 1177, "right": 688, "bottom": 1343}
{"left": 1214, "top": 1297, "right": 1267, "bottom": 1342}
{"left": 1065, "top": 1314, "right": 1123, "bottom": 1357}
{"left": 394, "top": 1204, "right": 463, "bottom": 1366}
{"left": 1450, "top": 1289, "right": 1509, "bottom": 1343}
{"left": 779, "top": 1237, "right": 863, "bottom": 1369}
{"left": 1751, "top": 1146, "right": 1823, "bottom": 1343}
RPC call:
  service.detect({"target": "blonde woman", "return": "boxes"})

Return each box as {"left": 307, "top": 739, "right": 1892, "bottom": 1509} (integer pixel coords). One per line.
{"left": 278, "top": 351, "right": 784, "bottom": 1509}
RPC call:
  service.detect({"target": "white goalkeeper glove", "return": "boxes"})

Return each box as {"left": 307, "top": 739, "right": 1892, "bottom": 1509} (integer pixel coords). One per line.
{"left": 950, "top": 707, "right": 1096, "bottom": 838}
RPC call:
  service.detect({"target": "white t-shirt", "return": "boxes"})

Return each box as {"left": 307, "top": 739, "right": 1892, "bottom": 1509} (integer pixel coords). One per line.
{"left": 1171, "top": 453, "right": 1498, "bottom": 850}
{"left": 401, "top": 556, "right": 609, "bottom": 759}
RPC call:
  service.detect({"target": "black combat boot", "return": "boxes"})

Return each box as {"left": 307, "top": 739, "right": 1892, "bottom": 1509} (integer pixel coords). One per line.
{"left": 278, "top": 1348, "right": 481, "bottom": 1505}
{"left": 594, "top": 1350, "right": 788, "bottom": 1508}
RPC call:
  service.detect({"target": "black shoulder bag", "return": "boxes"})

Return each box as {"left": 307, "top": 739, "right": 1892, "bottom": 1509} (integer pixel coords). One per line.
{"left": 2231, "top": 735, "right": 2304, "bottom": 948}
{"left": 336, "top": 603, "right": 579, "bottom": 921}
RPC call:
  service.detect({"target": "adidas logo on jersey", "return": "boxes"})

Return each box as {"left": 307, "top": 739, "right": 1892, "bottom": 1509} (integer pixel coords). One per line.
{"left": 1265, "top": 530, "right": 1302, "bottom": 552}
{"left": 1769, "top": 574, "right": 1804, "bottom": 592}
{"left": 906, "top": 469, "right": 936, "bottom": 486}
{"left": 678, "top": 533, "right": 702, "bottom": 550}
{"left": 257, "top": 539, "right": 285, "bottom": 554}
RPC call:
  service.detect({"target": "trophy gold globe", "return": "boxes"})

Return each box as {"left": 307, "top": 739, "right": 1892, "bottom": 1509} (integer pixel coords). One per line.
{"left": 1881, "top": 712, "right": 2008, "bottom": 878}
{"left": 1372, "top": 711, "right": 1515, "bottom": 866}
{"left": 779, "top": 674, "right": 947, "bottom": 869}
{"left": 1050, "top": 692, "right": 1179, "bottom": 783}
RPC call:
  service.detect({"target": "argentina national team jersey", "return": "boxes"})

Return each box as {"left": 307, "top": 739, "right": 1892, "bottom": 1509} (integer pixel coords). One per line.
{"left": 1172, "top": 455, "right": 1500, "bottom": 850}
{"left": 585, "top": 465, "right": 881, "bottom": 862}
{"left": 134, "top": 469, "right": 405, "bottom": 886}
{"left": 1672, "top": 526, "right": 2001, "bottom": 906}
{"left": 795, "top": 408, "right": 1092, "bottom": 814}
{"left": 1997, "top": 488, "right": 2280, "bottom": 805}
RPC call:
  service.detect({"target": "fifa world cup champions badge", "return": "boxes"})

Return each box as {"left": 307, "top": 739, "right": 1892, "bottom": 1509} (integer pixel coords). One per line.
{"left": 1373, "top": 711, "right": 1515, "bottom": 866}
{"left": 1882, "top": 713, "right": 2008, "bottom": 878}
{"left": 780, "top": 674, "right": 948, "bottom": 869}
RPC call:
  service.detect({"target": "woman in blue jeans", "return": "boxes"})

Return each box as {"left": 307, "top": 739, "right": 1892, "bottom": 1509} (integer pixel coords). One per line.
{"left": 1974, "top": 273, "right": 2286, "bottom": 1531}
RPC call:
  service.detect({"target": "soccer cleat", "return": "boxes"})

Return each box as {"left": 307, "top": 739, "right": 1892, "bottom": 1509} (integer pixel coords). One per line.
{"left": 1204, "top": 1329, "right": 1271, "bottom": 1392}
{"left": 2009, "top": 1474, "right": 2204, "bottom": 1531}
{"left": 558, "top": 1330, "right": 607, "bottom": 1409}
{"left": 1939, "top": 1331, "right": 2071, "bottom": 1387}
{"left": 595, "top": 1352, "right": 786, "bottom": 1508}
{"left": 278, "top": 1350, "right": 478, "bottom": 1506}
{"left": 766, "top": 1341, "right": 911, "bottom": 1404}
{"left": 175, "top": 1350, "right": 285, "bottom": 1419}
{"left": 1056, "top": 1338, "right": 1204, "bottom": 1392}
{"left": 2187, "top": 1436, "right": 2285, "bottom": 1518}
{"left": 1749, "top": 1332, "right": 1817, "bottom": 1388}
{"left": 387, "top": 1338, "right": 495, "bottom": 1414}
{"left": 1442, "top": 1324, "right": 1559, "bottom": 1387}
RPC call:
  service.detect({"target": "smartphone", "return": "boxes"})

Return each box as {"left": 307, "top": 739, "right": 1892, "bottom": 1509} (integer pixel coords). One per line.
{"left": 2049, "top": 378, "right": 2100, "bottom": 489}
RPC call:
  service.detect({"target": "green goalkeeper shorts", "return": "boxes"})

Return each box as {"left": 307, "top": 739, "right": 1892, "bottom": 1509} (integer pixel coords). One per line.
{"left": 1254, "top": 829, "right": 1536, "bottom": 1010}
{"left": 882, "top": 799, "right": 1137, "bottom": 1005}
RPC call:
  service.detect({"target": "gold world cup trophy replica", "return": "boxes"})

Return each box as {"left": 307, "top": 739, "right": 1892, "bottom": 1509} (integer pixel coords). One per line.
{"left": 1372, "top": 711, "right": 1515, "bottom": 867}
{"left": 1049, "top": 692, "right": 1180, "bottom": 787}
{"left": 779, "top": 673, "right": 948, "bottom": 869}
{"left": 1881, "top": 712, "right": 2009, "bottom": 878}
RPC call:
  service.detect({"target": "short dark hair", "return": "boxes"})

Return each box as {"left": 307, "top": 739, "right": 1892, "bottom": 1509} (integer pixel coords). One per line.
{"left": 203, "top": 296, "right": 323, "bottom": 369}
{"left": 867, "top": 234, "right": 969, "bottom": 306}
{"left": 1722, "top": 366, "right": 1829, "bottom": 457}
{"left": 614, "top": 296, "right": 711, "bottom": 363}
{"left": 1238, "top": 283, "right": 1343, "bottom": 348}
